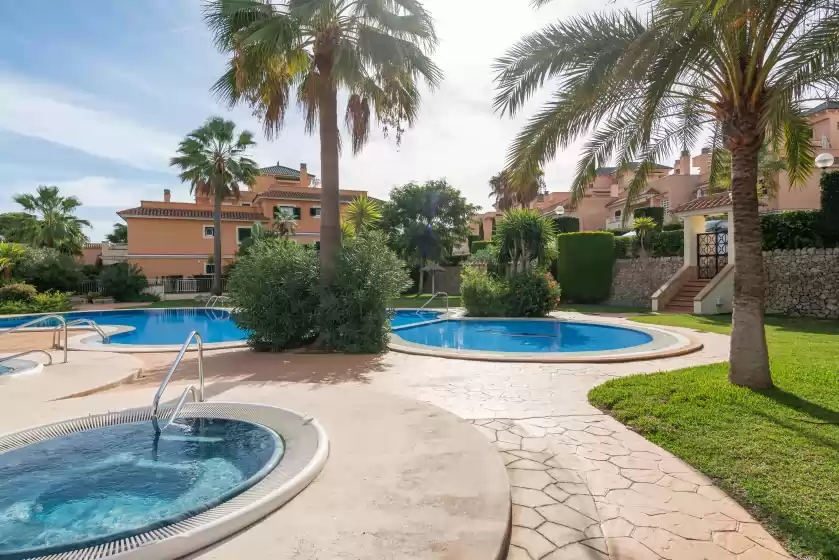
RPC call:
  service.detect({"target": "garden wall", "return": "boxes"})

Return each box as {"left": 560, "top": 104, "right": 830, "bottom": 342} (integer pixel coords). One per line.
{"left": 609, "top": 257, "right": 684, "bottom": 307}
{"left": 764, "top": 248, "right": 839, "bottom": 318}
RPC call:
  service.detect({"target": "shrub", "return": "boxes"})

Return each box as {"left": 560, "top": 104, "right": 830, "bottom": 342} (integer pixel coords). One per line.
{"left": 471, "top": 240, "right": 491, "bottom": 254}
{"left": 0, "top": 290, "right": 71, "bottom": 315}
{"left": 613, "top": 236, "right": 634, "bottom": 259}
{"left": 505, "top": 270, "right": 561, "bottom": 317}
{"left": 461, "top": 267, "right": 507, "bottom": 317}
{"left": 99, "top": 263, "right": 148, "bottom": 302}
{"left": 650, "top": 230, "right": 684, "bottom": 257}
{"left": 14, "top": 247, "right": 82, "bottom": 293}
{"left": 556, "top": 232, "right": 614, "bottom": 303}
{"left": 230, "top": 239, "right": 320, "bottom": 351}
{"left": 760, "top": 211, "right": 825, "bottom": 250}
{"left": 467, "top": 234, "right": 482, "bottom": 252}
{"left": 633, "top": 207, "right": 664, "bottom": 229}
{"left": 662, "top": 223, "right": 684, "bottom": 231}
{"left": 317, "top": 232, "right": 411, "bottom": 353}
{"left": 821, "top": 171, "right": 839, "bottom": 246}
{"left": 553, "top": 216, "right": 580, "bottom": 233}
{"left": 0, "top": 283, "right": 37, "bottom": 303}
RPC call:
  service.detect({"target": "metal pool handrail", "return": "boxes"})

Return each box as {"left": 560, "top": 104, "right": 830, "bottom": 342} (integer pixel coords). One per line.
{"left": 205, "top": 295, "right": 230, "bottom": 309}
{"left": 51, "top": 318, "right": 110, "bottom": 348}
{"left": 0, "top": 349, "right": 53, "bottom": 367}
{"left": 151, "top": 331, "right": 205, "bottom": 433}
{"left": 0, "top": 314, "right": 67, "bottom": 364}
{"left": 160, "top": 385, "right": 199, "bottom": 431}
{"left": 418, "top": 292, "right": 449, "bottom": 315}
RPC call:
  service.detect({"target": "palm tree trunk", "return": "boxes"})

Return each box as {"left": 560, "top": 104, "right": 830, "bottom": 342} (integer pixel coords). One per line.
{"left": 212, "top": 190, "right": 223, "bottom": 296}
{"left": 728, "top": 121, "right": 772, "bottom": 389}
{"left": 318, "top": 78, "right": 341, "bottom": 285}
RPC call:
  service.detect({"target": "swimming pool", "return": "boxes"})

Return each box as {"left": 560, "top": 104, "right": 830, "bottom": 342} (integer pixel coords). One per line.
{"left": 0, "top": 308, "right": 247, "bottom": 346}
{"left": 395, "top": 319, "right": 653, "bottom": 352}
{"left": 0, "top": 403, "right": 328, "bottom": 560}
{"left": 390, "top": 309, "right": 442, "bottom": 328}
{"left": 0, "top": 418, "right": 281, "bottom": 558}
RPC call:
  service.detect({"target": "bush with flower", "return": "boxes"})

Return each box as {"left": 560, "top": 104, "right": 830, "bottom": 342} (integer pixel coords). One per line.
{"left": 505, "top": 269, "right": 562, "bottom": 317}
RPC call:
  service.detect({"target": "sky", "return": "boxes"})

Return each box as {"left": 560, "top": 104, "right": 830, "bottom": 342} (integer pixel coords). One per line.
{"left": 0, "top": 0, "right": 640, "bottom": 241}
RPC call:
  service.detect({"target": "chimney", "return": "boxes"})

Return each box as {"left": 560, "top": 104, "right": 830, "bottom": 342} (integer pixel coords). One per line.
{"left": 300, "top": 163, "right": 310, "bottom": 187}
{"left": 680, "top": 149, "right": 692, "bottom": 176}
{"left": 164, "top": 189, "right": 171, "bottom": 203}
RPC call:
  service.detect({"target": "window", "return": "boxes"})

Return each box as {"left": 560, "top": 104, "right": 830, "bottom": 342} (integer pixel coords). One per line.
{"left": 614, "top": 210, "right": 621, "bottom": 219}
{"left": 203, "top": 225, "right": 215, "bottom": 238}
{"left": 241, "top": 202, "right": 251, "bottom": 206}
{"left": 237, "top": 226, "right": 253, "bottom": 245}
{"left": 662, "top": 199, "right": 670, "bottom": 214}
{"left": 204, "top": 263, "right": 215, "bottom": 274}
{"left": 276, "top": 205, "right": 301, "bottom": 220}
{"left": 310, "top": 206, "right": 321, "bottom": 218}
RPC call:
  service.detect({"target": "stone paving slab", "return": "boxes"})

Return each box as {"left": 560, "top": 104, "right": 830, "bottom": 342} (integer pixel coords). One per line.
{"left": 472, "top": 416, "right": 791, "bottom": 560}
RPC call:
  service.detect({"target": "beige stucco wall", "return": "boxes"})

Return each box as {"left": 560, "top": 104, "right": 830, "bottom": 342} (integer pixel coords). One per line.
{"left": 79, "top": 246, "right": 101, "bottom": 266}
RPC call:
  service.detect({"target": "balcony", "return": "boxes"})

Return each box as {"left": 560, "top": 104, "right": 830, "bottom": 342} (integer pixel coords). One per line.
{"left": 605, "top": 217, "right": 628, "bottom": 231}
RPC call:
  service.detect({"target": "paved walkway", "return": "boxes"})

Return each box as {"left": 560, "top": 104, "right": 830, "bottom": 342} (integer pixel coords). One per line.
{"left": 0, "top": 312, "right": 792, "bottom": 559}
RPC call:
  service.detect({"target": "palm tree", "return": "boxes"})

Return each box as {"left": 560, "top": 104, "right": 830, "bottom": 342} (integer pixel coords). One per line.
{"left": 494, "top": 209, "right": 557, "bottom": 274}
{"left": 632, "top": 216, "right": 657, "bottom": 255}
{"left": 344, "top": 195, "right": 382, "bottom": 235}
{"left": 12, "top": 185, "right": 91, "bottom": 254}
{"left": 273, "top": 209, "right": 297, "bottom": 238}
{"left": 204, "top": 0, "right": 442, "bottom": 284}
{"left": 106, "top": 223, "right": 128, "bottom": 244}
{"left": 489, "top": 170, "right": 515, "bottom": 211}
{"left": 709, "top": 142, "right": 788, "bottom": 199}
{"left": 494, "top": 0, "right": 839, "bottom": 389}
{"left": 489, "top": 169, "right": 546, "bottom": 209}
{"left": 170, "top": 117, "right": 260, "bottom": 295}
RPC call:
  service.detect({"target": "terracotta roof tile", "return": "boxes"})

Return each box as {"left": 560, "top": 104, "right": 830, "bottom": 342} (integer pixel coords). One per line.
{"left": 257, "top": 189, "right": 356, "bottom": 202}
{"left": 671, "top": 191, "right": 732, "bottom": 214}
{"left": 118, "top": 206, "right": 264, "bottom": 221}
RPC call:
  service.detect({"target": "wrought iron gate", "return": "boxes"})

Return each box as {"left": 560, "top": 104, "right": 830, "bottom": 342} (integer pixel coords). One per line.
{"left": 697, "top": 232, "right": 728, "bottom": 279}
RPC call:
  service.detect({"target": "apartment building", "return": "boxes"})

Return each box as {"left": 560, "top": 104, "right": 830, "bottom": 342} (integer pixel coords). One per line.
{"left": 117, "top": 163, "right": 366, "bottom": 278}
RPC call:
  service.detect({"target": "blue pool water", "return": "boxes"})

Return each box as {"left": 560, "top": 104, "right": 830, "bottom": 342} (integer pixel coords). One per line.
{"left": 0, "top": 309, "right": 247, "bottom": 345}
{"left": 394, "top": 320, "right": 653, "bottom": 353}
{"left": 390, "top": 309, "right": 442, "bottom": 328}
{"left": 0, "top": 365, "right": 11, "bottom": 375}
{"left": 0, "top": 418, "right": 281, "bottom": 557}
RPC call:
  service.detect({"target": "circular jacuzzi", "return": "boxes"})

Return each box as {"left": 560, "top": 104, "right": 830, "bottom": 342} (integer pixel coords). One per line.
{"left": 0, "top": 358, "right": 44, "bottom": 377}
{"left": 0, "top": 403, "right": 328, "bottom": 559}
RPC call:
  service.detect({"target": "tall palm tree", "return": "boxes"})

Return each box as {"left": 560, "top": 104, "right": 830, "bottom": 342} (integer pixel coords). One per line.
{"left": 489, "top": 169, "right": 546, "bottom": 210}
{"left": 489, "top": 170, "right": 515, "bottom": 211}
{"left": 12, "top": 185, "right": 91, "bottom": 254}
{"left": 708, "top": 141, "right": 788, "bottom": 199}
{"left": 170, "top": 117, "right": 260, "bottom": 295}
{"left": 495, "top": 0, "right": 839, "bottom": 388}
{"left": 204, "top": 0, "right": 442, "bottom": 284}
{"left": 344, "top": 195, "right": 382, "bottom": 235}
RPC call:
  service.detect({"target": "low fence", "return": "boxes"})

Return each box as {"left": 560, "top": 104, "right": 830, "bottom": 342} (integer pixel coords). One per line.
{"left": 161, "top": 277, "right": 228, "bottom": 294}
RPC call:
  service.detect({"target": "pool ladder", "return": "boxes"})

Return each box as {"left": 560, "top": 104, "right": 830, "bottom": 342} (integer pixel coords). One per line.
{"left": 205, "top": 295, "right": 230, "bottom": 309}
{"left": 417, "top": 292, "right": 449, "bottom": 316}
{"left": 0, "top": 314, "right": 69, "bottom": 365}
{"left": 51, "top": 318, "right": 110, "bottom": 348}
{"left": 151, "top": 331, "right": 205, "bottom": 433}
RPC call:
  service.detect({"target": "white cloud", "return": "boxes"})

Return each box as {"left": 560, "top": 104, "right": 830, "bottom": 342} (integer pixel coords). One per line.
{"left": 0, "top": 74, "right": 180, "bottom": 171}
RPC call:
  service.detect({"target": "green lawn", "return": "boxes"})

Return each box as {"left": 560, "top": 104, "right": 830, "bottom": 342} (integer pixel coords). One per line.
{"left": 556, "top": 303, "right": 650, "bottom": 314}
{"left": 589, "top": 314, "right": 839, "bottom": 560}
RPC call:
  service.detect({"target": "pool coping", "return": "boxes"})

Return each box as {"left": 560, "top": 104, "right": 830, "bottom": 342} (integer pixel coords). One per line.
{"left": 1, "top": 401, "right": 329, "bottom": 560}
{"left": 0, "top": 357, "right": 44, "bottom": 377}
{"left": 388, "top": 314, "right": 703, "bottom": 363}
{"left": 0, "top": 308, "right": 249, "bottom": 352}
{"left": 68, "top": 325, "right": 249, "bottom": 353}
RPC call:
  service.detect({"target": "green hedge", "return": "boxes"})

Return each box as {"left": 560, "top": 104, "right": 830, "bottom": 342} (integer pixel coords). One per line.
{"left": 650, "top": 230, "right": 684, "bottom": 257}
{"left": 471, "top": 240, "right": 492, "bottom": 254}
{"left": 553, "top": 216, "right": 580, "bottom": 233}
{"left": 633, "top": 207, "right": 664, "bottom": 230}
{"left": 556, "top": 232, "right": 614, "bottom": 303}
{"left": 662, "top": 223, "right": 684, "bottom": 231}
{"left": 821, "top": 171, "right": 839, "bottom": 246}
{"left": 760, "top": 211, "right": 827, "bottom": 250}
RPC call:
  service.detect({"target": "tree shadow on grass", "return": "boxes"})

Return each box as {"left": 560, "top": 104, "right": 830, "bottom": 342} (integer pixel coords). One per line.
{"left": 758, "top": 387, "right": 839, "bottom": 426}
{"left": 130, "top": 349, "right": 390, "bottom": 389}
{"left": 763, "top": 315, "right": 839, "bottom": 336}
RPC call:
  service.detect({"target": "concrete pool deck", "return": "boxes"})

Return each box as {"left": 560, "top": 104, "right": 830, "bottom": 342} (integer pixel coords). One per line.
{"left": 0, "top": 311, "right": 791, "bottom": 559}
